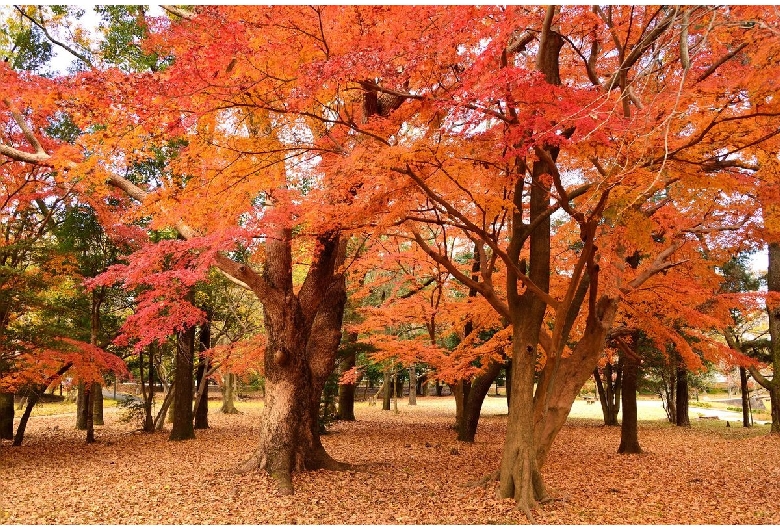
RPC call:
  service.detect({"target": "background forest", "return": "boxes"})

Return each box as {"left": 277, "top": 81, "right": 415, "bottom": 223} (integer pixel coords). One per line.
{"left": 1, "top": 5, "right": 780, "bottom": 524}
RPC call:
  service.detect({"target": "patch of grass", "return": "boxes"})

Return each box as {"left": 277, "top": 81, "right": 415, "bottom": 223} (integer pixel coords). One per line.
{"left": 20, "top": 398, "right": 120, "bottom": 417}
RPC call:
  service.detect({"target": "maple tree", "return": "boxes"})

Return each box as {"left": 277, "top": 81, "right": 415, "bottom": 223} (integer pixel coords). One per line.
{"left": 3, "top": 6, "right": 780, "bottom": 511}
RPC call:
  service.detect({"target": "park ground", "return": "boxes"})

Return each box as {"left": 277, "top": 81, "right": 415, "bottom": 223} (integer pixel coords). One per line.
{"left": 1, "top": 395, "right": 778, "bottom": 524}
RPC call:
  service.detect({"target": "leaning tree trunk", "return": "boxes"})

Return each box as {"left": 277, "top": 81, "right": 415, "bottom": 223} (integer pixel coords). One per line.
{"left": 454, "top": 361, "right": 502, "bottom": 442}
{"left": 236, "top": 233, "right": 349, "bottom": 494}
{"left": 169, "top": 325, "right": 195, "bottom": 441}
{"left": 617, "top": 344, "right": 642, "bottom": 454}
{"left": 0, "top": 392, "right": 14, "bottom": 439}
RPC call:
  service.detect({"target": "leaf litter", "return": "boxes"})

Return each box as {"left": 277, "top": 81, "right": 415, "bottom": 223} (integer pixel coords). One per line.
{"left": 0, "top": 397, "right": 778, "bottom": 524}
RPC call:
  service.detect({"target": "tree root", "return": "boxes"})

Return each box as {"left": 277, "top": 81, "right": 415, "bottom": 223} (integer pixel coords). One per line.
{"left": 516, "top": 501, "right": 536, "bottom": 524}
{"left": 465, "top": 469, "right": 500, "bottom": 488}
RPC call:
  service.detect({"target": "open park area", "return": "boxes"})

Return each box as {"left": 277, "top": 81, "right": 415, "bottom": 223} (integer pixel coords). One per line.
{"left": 1, "top": 395, "right": 778, "bottom": 525}
{"left": 2, "top": 6, "right": 780, "bottom": 524}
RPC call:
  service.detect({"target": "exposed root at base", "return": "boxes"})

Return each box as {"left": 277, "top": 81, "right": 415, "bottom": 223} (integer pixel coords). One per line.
{"left": 465, "top": 469, "right": 500, "bottom": 488}
{"left": 516, "top": 501, "right": 536, "bottom": 524}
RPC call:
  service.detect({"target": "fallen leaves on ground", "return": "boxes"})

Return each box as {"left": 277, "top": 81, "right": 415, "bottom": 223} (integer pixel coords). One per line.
{"left": 0, "top": 396, "right": 778, "bottom": 524}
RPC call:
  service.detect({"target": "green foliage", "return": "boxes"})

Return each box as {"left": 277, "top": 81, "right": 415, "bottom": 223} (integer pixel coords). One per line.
{"left": 9, "top": 24, "right": 53, "bottom": 72}
{"left": 95, "top": 6, "right": 165, "bottom": 72}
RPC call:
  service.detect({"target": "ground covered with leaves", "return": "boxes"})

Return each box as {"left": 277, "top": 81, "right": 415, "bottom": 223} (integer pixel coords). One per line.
{"left": 1, "top": 396, "right": 778, "bottom": 524}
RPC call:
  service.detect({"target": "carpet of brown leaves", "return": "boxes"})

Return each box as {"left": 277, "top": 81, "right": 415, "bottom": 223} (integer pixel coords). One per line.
{"left": 1, "top": 396, "right": 778, "bottom": 524}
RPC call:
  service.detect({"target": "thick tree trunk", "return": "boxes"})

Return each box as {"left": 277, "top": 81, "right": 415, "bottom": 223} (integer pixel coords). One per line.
{"left": 236, "top": 233, "right": 349, "bottom": 494}
{"left": 169, "top": 325, "right": 195, "bottom": 441}
{"left": 140, "top": 347, "right": 155, "bottom": 433}
{"left": 675, "top": 365, "right": 690, "bottom": 427}
{"left": 220, "top": 373, "right": 239, "bottom": 414}
{"left": 770, "top": 386, "right": 780, "bottom": 434}
{"left": 337, "top": 351, "right": 356, "bottom": 421}
{"left": 0, "top": 392, "right": 14, "bottom": 439}
{"left": 618, "top": 349, "right": 642, "bottom": 453}
{"left": 533, "top": 295, "right": 619, "bottom": 467}
{"left": 499, "top": 328, "right": 546, "bottom": 511}
{"left": 740, "top": 367, "right": 751, "bottom": 428}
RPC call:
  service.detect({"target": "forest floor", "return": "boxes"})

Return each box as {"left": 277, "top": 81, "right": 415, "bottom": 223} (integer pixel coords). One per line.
{"left": 1, "top": 395, "right": 778, "bottom": 524}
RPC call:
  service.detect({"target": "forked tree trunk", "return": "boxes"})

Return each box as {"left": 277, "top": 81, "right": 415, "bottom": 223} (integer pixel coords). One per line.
{"left": 236, "top": 233, "right": 348, "bottom": 494}
{"left": 0, "top": 392, "right": 14, "bottom": 439}
{"left": 594, "top": 358, "right": 622, "bottom": 426}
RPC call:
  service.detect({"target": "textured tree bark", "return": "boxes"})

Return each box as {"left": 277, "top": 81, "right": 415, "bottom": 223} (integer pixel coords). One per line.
{"left": 0, "top": 392, "right": 13, "bottom": 439}
{"left": 618, "top": 349, "right": 642, "bottom": 454}
{"left": 236, "top": 233, "right": 349, "bottom": 494}
{"left": 169, "top": 325, "right": 195, "bottom": 441}
{"left": 675, "top": 364, "right": 690, "bottom": 427}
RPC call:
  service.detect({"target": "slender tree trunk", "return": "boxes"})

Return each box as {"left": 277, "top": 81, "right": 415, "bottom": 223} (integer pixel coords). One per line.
{"left": 155, "top": 383, "right": 175, "bottom": 430}
{"left": 676, "top": 364, "right": 690, "bottom": 427}
{"left": 76, "top": 382, "right": 87, "bottom": 430}
{"left": 337, "top": 350, "right": 356, "bottom": 420}
{"left": 0, "top": 392, "right": 14, "bottom": 439}
{"left": 90, "top": 290, "right": 104, "bottom": 427}
{"left": 194, "top": 316, "right": 211, "bottom": 430}
{"left": 618, "top": 348, "right": 642, "bottom": 454}
{"left": 382, "top": 368, "right": 392, "bottom": 411}
{"left": 85, "top": 384, "right": 95, "bottom": 444}
{"left": 740, "top": 367, "right": 751, "bottom": 427}
{"left": 407, "top": 365, "right": 417, "bottom": 405}
{"left": 139, "top": 347, "right": 154, "bottom": 432}
{"left": 170, "top": 324, "right": 196, "bottom": 441}
{"left": 92, "top": 382, "right": 103, "bottom": 426}
{"left": 13, "top": 363, "right": 72, "bottom": 446}
{"left": 594, "top": 359, "right": 622, "bottom": 426}
{"left": 220, "top": 373, "right": 239, "bottom": 414}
